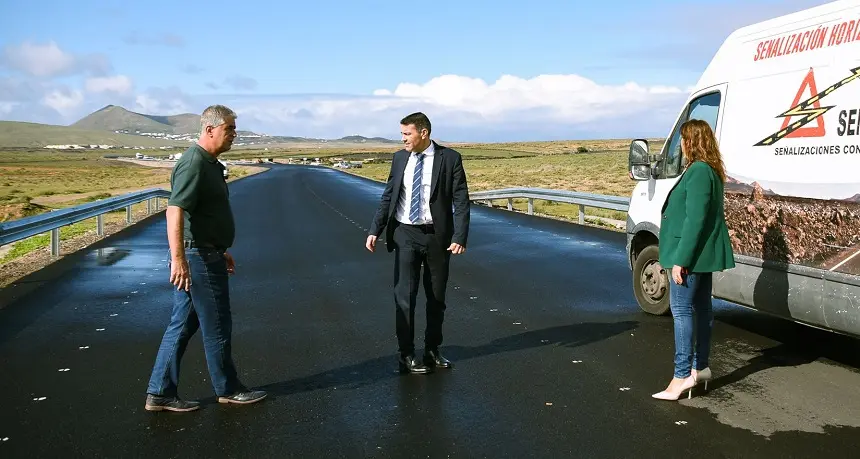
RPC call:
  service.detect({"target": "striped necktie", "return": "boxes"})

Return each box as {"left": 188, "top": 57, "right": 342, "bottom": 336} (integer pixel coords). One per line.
{"left": 409, "top": 153, "right": 425, "bottom": 223}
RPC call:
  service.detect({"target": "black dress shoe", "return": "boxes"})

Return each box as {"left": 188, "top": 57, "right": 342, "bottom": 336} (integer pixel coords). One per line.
{"left": 423, "top": 348, "right": 452, "bottom": 369}
{"left": 399, "top": 354, "right": 431, "bottom": 374}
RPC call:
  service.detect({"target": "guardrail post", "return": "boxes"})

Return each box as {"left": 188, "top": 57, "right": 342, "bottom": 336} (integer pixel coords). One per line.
{"left": 126, "top": 205, "right": 132, "bottom": 224}
{"left": 97, "top": 215, "right": 104, "bottom": 236}
{"left": 147, "top": 199, "right": 152, "bottom": 214}
{"left": 50, "top": 228, "right": 60, "bottom": 257}
{"left": 507, "top": 198, "right": 513, "bottom": 211}
{"left": 485, "top": 200, "right": 493, "bottom": 207}
{"left": 155, "top": 198, "right": 161, "bottom": 211}
{"left": 528, "top": 198, "right": 534, "bottom": 215}
{"left": 579, "top": 205, "right": 585, "bottom": 225}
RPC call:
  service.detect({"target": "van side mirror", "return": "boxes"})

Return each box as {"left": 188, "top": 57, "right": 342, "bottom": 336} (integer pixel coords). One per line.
{"left": 628, "top": 139, "right": 651, "bottom": 181}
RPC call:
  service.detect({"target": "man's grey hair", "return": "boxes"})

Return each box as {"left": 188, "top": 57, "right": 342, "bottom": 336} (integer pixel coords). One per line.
{"left": 200, "top": 104, "right": 237, "bottom": 134}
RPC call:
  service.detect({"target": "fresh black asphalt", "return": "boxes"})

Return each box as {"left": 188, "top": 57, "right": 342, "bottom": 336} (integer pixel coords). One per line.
{"left": 1, "top": 164, "right": 859, "bottom": 458}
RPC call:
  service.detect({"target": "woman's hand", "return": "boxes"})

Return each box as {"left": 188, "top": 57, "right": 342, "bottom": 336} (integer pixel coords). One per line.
{"left": 672, "top": 265, "right": 687, "bottom": 285}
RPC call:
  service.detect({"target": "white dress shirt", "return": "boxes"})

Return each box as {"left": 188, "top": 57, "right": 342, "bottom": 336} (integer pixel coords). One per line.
{"left": 395, "top": 141, "right": 435, "bottom": 225}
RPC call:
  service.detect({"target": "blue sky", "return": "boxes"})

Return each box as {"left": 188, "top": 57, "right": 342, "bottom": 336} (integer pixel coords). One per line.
{"left": 0, "top": 0, "right": 832, "bottom": 141}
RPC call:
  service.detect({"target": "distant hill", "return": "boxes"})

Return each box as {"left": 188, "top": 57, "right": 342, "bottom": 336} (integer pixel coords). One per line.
{"left": 72, "top": 105, "right": 200, "bottom": 135}
{"left": 725, "top": 176, "right": 778, "bottom": 196}
{"left": 69, "top": 105, "right": 399, "bottom": 143}
{"left": 0, "top": 121, "right": 187, "bottom": 148}
{"left": 337, "top": 135, "right": 398, "bottom": 144}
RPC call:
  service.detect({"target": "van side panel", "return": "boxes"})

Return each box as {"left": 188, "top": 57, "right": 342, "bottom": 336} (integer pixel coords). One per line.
{"left": 707, "top": 3, "right": 860, "bottom": 335}
{"left": 822, "top": 272, "right": 860, "bottom": 335}
{"left": 712, "top": 256, "right": 828, "bottom": 331}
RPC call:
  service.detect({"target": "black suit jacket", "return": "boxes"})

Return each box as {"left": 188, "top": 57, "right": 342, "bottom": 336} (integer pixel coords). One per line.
{"left": 369, "top": 141, "right": 470, "bottom": 253}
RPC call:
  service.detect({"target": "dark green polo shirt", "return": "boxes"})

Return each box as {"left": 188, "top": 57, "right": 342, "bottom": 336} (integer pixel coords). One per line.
{"left": 167, "top": 144, "right": 235, "bottom": 249}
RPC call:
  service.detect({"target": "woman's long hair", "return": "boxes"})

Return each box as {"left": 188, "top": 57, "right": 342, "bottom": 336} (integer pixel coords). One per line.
{"left": 680, "top": 119, "right": 727, "bottom": 183}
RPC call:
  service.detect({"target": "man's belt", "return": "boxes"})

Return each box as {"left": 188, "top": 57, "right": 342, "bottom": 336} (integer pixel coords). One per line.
{"left": 400, "top": 223, "right": 435, "bottom": 233}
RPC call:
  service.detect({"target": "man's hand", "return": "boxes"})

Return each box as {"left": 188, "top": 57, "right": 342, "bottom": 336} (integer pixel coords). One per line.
{"left": 225, "top": 251, "right": 236, "bottom": 274}
{"left": 672, "top": 265, "right": 687, "bottom": 285}
{"left": 366, "top": 235, "right": 377, "bottom": 253}
{"left": 170, "top": 256, "right": 191, "bottom": 291}
{"left": 447, "top": 243, "right": 465, "bottom": 255}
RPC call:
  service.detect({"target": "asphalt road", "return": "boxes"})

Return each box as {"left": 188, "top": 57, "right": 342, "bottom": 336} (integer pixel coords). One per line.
{"left": 2, "top": 165, "right": 860, "bottom": 458}
{"left": 825, "top": 245, "right": 860, "bottom": 274}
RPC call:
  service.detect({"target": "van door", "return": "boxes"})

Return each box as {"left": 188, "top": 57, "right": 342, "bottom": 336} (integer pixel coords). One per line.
{"left": 642, "top": 84, "right": 727, "bottom": 221}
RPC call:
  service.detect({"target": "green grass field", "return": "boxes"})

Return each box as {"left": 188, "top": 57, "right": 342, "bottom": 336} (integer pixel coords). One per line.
{"left": 0, "top": 159, "right": 171, "bottom": 205}
{"left": 0, "top": 149, "right": 262, "bottom": 263}
{"left": 343, "top": 147, "right": 638, "bottom": 225}
{"left": 0, "top": 138, "right": 651, "bottom": 267}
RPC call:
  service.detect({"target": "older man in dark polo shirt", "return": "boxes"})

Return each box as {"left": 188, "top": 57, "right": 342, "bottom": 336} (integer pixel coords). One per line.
{"left": 144, "top": 104, "right": 266, "bottom": 412}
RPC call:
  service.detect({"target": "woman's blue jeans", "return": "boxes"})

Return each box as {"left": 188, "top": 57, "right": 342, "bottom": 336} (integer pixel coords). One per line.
{"left": 669, "top": 272, "right": 713, "bottom": 379}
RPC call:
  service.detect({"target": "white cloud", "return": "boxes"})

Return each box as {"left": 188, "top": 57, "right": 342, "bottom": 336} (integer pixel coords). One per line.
{"left": 223, "top": 75, "right": 258, "bottom": 91}
{"left": 0, "top": 102, "right": 18, "bottom": 116}
{"left": 2, "top": 41, "right": 76, "bottom": 78}
{"left": 374, "top": 74, "right": 685, "bottom": 121}
{"left": 123, "top": 32, "right": 185, "bottom": 47}
{"left": 0, "top": 41, "right": 111, "bottom": 78}
{"left": 221, "top": 73, "right": 689, "bottom": 140}
{"left": 85, "top": 75, "right": 133, "bottom": 94}
{"left": 41, "top": 88, "right": 84, "bottom": 115}
{"left": 182, "top": 64, "right": 204, "bottom": 74}
{"left": 2, "top": 72, "right": 691, "bottom": 141}
{"left": 133, "top": 87, "right": 194, "bottom": 115}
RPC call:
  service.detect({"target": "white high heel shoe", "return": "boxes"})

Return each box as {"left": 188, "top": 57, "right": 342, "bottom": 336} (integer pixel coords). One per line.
{"left": 651, "top": 375, "right": 697, "bottom": 401}
{"left": 692, "top": 368, "right": 712, "bottom": 390}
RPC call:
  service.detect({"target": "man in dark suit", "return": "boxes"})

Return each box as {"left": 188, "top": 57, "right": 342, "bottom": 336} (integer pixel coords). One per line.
{"left": 366, "top": 112, "right": 471, "bottom": 374}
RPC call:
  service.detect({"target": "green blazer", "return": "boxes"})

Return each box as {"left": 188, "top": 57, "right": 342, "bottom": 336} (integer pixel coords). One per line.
{"left": 658, "top": 161, "right": 735, "bottom": 273}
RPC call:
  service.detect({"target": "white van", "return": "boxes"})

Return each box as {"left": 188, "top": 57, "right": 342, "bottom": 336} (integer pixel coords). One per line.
{"left": 626, "top": 0, "right": 860, "bottom": 337}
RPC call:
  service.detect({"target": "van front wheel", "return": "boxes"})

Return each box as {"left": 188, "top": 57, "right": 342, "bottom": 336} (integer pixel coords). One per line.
{"left": 633, "top": 244, "right": 670, "bottom": 315}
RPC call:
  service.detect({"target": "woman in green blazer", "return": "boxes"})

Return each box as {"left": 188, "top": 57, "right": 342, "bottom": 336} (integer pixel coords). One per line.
{"left": 652, "top": 119, "right": 735, "bottom": 401}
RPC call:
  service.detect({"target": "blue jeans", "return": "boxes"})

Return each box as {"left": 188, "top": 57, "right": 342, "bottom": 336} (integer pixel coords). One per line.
{"left": 147, "top": 248, "right": 242, "bottom": 397}
{"left": 669, "top": 272, "right": 713, "bottom": 379}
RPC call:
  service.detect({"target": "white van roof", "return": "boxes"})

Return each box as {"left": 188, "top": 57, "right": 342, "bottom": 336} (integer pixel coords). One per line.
{"left": 696, "top": 0, "right": 857, "bottom": 90}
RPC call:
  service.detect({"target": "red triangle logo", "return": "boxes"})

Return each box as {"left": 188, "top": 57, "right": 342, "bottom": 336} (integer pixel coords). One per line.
{"left": 781, "top": 68, "right": 825, "bottom": 138}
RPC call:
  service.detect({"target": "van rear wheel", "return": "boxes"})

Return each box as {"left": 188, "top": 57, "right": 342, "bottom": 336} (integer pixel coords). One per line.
{"left": 633, "top": 244, "right": 670, "bottom": 315}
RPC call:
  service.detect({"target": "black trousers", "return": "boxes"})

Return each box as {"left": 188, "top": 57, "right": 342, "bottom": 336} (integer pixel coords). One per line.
{"left": 392, "top": 223, "right": 451, "bottom": 356}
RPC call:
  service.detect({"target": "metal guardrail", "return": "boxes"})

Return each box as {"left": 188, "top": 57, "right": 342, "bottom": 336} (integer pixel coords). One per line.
{"left": 470, "top": 187, "right": 630, "bottom": 225}
{"left": 0, "top": 188, "right": 171, "bottom": 257}
{"left": 0, "top": 185, "right": 626, "bottom": 259}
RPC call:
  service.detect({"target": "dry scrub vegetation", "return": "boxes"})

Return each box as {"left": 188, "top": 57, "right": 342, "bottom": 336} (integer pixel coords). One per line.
{"left": 337, "top": 139, "right": 657, "bottom": 228}
{"left": 0, "top": 149, "right": 265, "bottom": 287}
{"left": 0, "top": 138, "right": 657, "bottom": 287}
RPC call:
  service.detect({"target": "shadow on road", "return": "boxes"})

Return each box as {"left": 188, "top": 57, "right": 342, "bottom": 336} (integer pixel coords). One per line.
{"left": 254, "top": 321, "right": 638, "bottom": 399}
{"left": 706, "top": 343, "right": 820, "bottom": 392}
{"left": 710, "top": 308, "right": 860, "bottom": 391}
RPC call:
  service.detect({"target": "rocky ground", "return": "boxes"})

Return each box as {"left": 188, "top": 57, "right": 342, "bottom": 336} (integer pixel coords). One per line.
{"left": 725, "top": 183, "right": 860, "bottom": 270}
